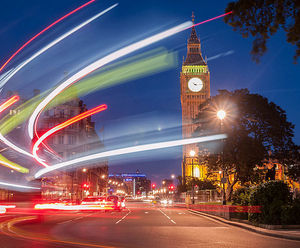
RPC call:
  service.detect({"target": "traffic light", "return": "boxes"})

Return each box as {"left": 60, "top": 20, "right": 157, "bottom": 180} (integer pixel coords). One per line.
{"left": 82, "top": 183, "right": 90, "bottom": 190}
{"left": 152, "top": 183, "right": 156, "bottom": 189}
{"left": 169, "top": 185, "right": 175, "bottom": 191}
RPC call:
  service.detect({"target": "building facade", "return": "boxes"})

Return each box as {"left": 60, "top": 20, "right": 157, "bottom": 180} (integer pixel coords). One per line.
{"left": 37, "top": 97, "right": 108, "bottom": 201}
{"left": 180, "top": 14, "right": 210, "bottom": 181}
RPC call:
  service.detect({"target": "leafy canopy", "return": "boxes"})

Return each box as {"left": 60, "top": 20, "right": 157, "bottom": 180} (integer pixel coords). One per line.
{"left": 195, "top": 89, "right": 296, "bottom": 185}
{"left": 224, "top": 0, "right": 300, "bottom": 63}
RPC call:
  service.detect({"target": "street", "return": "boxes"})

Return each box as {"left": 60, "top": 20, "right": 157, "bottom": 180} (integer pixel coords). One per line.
{"left": 0, "top": 202, "right": 299, "bottom": 248}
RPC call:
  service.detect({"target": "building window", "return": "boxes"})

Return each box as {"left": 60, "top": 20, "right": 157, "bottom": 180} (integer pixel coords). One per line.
{"left": 68, "top": 135, "right": 76, "bottom": 145}
{"left": 70, "top": 110, "right": 74, "bottom": 117}
{"left": 49, "top": 122, "right": 54, "bottom": 128}
{"left": 48, "top": 137, "right": 53, "bottom": 144}
{"left": 59, "top": 109, "right": 64, "bottom": 118}
{"left": 58, "top": 152, "right": 64, "bottom": 158}
{"left": 49, "top": 109, "right": 54, "bottom": 116}
{"left": 58, "top": 135, "right": 64, "bottom": 144}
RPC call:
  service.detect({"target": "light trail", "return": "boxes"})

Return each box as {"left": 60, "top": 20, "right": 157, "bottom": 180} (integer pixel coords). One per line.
{"left": 186, "top": 11, "right": 233, "bottom": 29}
{"left": 28, "top": 21, "right": 192, "bottom": 139}
{"left": 0, "top": 95, "right": 19, "bottom": 113}
{"left": 0, "top": 95, "right": 31, "bottom": 171}
{"left": 32, "top": 104, "right": 107, "bottom": 167}
{"left": 0, "top": 154, "right": 29, "bottom": 173}
{"left": 0, "top": 4, "right": 118, "bottom": 89}
{"left": 0, "top": 181, "right": 40, "bottom": 190}
{"left": 0, "top": 95, "right": 37, "bottom": 159}
{"left": 0, "top": 133, "right": 37, "bottom": 159}
{"left": 35, "top": 134, "right": 227, "bottom": 178}
{"left": 0, "top": 0, "right": 96, "bottom": 73}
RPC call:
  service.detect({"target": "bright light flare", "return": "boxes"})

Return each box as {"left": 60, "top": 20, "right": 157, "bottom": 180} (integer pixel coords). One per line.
{"left": 32, "top": 104, "right": 107, "bottom": 167}
{"left": 0, "top": 0, "right": 96, "bottom": 72}
{"left": 28, "top": 21, "right": 191, "bottom": 139}
{"left": 35, "top": 134, "right": 227, "bottom": 178}
{"left": 217, "top": 110, "right": 226, "bottom": 120}
{"left": 189, "top": 150, "right": 196, "bottom": 157}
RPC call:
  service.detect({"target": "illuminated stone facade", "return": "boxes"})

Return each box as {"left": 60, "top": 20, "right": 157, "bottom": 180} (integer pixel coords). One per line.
{"left": 180, "top": 17, "right": 210, "bottom": 180}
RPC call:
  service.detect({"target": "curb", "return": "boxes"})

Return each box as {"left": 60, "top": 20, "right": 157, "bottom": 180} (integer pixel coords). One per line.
{"left": 187, "top": 209, "right": 300, "bottom": 242}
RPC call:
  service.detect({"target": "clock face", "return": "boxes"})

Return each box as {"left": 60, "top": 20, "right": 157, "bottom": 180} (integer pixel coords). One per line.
{"left": 188, "top": 77, "right": 203, "bottom": 92}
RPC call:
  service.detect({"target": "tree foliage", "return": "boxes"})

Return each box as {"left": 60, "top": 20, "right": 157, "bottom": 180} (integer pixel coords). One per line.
{"left": 249, "top": 181, "right": 292, "bottom": 224}
{"left": 224, "top": 0, "right": 300, "bottom": 63}
{"left": 194, "top": 89, "right": 297, "bottom": 200}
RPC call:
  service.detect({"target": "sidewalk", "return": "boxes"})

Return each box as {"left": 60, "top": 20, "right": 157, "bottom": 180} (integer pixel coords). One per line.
{"left": 188, "top": 208, "right": 300, "bottom": 241}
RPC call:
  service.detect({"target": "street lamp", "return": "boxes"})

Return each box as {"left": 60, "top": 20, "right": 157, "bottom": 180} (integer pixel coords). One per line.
{"left": 217, "top": 109, "right": 226, "bottom": 205}
{"left": 82, "top": 168, "right": 87, "bottom": 173}
{"left": 171, "top": 174, "right": 175, "bottom": 179}
{"left": 217, "top": 110, "right": 226, "bottom": 121}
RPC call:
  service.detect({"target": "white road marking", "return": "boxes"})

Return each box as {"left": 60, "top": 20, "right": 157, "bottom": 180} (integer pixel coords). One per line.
{"left": 159, "top": 208, "right": 176, "bottom": 224}
{"left": 115, "top": 209, "right": 131, "bottom": 224}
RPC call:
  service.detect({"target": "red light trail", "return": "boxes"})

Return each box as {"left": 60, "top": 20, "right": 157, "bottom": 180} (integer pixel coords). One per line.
{"left": 32, "top": 104, "right": 107, "bottom": 167}
{"left": 0, "top": 95, "right": 19, "bottom": 113}
{"left": 0, "top": 0, "right": 96, "bottom": 73}
{"left": 185, "top": 11, "right": 233, "bottom": 30}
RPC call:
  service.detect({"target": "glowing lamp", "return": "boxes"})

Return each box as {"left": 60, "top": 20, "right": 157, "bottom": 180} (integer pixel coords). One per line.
{"left": 217, "top": 110, "right": 226, "bottom": 120}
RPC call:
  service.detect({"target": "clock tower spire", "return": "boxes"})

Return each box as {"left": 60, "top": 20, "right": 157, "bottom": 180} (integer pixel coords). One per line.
{"left": 180, "top": 13, "right": 210, "bottom": 181}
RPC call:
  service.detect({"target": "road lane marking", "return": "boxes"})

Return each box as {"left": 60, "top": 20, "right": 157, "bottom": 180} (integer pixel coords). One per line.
{"left": 115, "top": 209, "right": 131, "bottom": 224}
{"left": 159, "top": 209, "right": 176, "bottom": 224}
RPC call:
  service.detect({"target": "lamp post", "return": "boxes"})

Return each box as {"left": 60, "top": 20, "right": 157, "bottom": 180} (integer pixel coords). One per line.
{"left": 190, "top": 150, "right": 196, "bottom": 204}
{"left": 217, "top": 110, "right": 226, "bottom": 205}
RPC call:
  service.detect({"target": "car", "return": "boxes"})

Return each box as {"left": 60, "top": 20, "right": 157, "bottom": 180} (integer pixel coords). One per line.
{"left": 106, "top": 195, "right": 125, "bottom": 211}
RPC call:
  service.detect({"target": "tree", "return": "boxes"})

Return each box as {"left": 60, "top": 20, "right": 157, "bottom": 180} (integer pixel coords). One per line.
{"left": 224, "top": 0, "right": 300, "bottom": 63}
{"left": 194, "top": 89, "right": 297, "bottom": 201}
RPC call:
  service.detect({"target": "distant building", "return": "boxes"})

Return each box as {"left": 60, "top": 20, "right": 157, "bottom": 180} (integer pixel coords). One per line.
{"left": 109, "top": 171, "right": 151, "bottom": 196}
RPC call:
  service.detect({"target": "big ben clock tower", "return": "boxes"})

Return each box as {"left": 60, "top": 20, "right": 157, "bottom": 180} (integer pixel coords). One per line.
{"left": 180, "top": 13, "right": 210, "bottom": 180}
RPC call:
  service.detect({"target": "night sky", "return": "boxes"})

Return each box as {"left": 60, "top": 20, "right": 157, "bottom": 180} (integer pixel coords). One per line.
{"left": 0, "top": 0, "right": 299, "bottom": 184}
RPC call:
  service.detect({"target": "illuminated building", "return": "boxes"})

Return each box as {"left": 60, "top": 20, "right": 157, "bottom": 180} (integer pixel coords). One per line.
{"left": 37, "top": 96, "right": 108, "bottom": 200}
{"left": 180, "top": 14, "right": 210, "bottom": 181}
{"left": 109, "top": 171, "right": 151, "bottom": 196}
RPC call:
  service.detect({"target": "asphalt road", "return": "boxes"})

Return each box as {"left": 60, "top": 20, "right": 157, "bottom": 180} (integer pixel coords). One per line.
{"left": 0, "top": 202, "right": 299, "bottom": 248}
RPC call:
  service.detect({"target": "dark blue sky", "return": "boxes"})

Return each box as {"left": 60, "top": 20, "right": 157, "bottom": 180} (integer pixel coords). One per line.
{"left": 0, "top": 0, "right": 299, "bottom": 184}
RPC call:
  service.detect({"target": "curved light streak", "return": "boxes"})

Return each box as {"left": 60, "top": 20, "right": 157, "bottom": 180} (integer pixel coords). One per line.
{"left": 0, "top": 156, "right": 29, "bottom": 173}
{"left": 0, "top": 95, "right": 19, "bottom": 113}
{"left": 28, "top": 21, "right": 192, "bottom": 139}
{"left": 0, "top": 4, "right": 118, "bottom": 89}
{"left": 0, "top": 133, "right": 36, "bottom": 159}
{"left": 35, "top": 134, "right": 227, "bottom": 178}
{"left": 0, "top": 95, "right": 37, "bottom": 159}
{"left": 32, "top": 104, "right": 107, "bottom": 167}
{"left": 0, "top": 0, "right": 96, "bottom": 73}
{"left": 0, "top": 181, "right": 40, "bottom": 190}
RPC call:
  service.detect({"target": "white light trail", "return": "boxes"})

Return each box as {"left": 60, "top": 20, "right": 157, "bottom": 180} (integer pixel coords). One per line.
{"left": 0, "top": 181, "right": 40, "bottom": 190}
{"left": 0, "top": 4, "right": 118, "bottom": 89}
{"left": 0, "top": 133, "right": 36, "bottom": 158}
{"left": 35, "top": 134, "right": 226, "bottom": 178}
{"left": 28, "top": 20, "right": 192, "bottom": 139}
